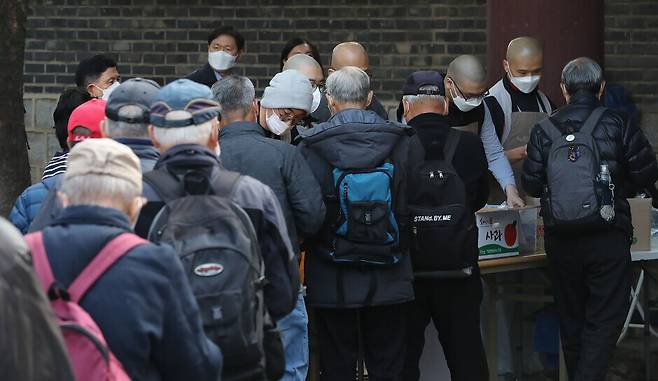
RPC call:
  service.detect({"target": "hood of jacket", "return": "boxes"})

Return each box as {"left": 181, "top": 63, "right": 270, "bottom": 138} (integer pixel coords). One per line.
{"left": 300, "top": 108, "right": 410, "bottom": 169}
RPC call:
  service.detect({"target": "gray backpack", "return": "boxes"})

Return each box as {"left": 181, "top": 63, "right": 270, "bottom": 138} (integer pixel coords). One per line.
{"left": 145, "top": 169, "right": 269, "bottom": 380}
{"left": 538, "top": 107, "right": 612, "bottom": 229}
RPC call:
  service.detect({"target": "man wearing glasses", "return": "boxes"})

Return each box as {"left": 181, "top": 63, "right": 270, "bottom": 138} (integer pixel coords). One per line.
{"left": 282, "top": 54, "right": 328, "bottom": 144}
{"left": 444, "top": 55, "right": 525, "bottom": 208}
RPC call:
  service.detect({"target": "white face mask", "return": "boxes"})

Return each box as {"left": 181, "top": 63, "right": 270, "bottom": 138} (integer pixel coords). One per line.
{"left": 450, "top": 86, "right": 482, "bottom": 112}
{"left": 266, "top": 110, "right": 291, "bottom": 136}
{"left": 95, "top": 81, "right": 120, "bottom": 100}
{"left": 311, "top": 88, "right": 321, "bottom": 113}
{"left": 507, "top": 70, "right": 541, "bottom": 94}
{"left": 208, "top": 51, "right": 237, "bottom": 71}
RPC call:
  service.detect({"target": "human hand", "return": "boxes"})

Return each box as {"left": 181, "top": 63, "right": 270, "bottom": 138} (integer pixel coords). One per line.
{"left": 505, "top": 145, "right": 528, "bottom": 164}
{"left": 505, "top": 185, "right": 525, "bottom": 208}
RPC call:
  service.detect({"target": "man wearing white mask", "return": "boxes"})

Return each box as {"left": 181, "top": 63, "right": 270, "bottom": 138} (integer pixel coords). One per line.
{"left": 75, "top": 54, "right": 121, "bottom": 100}
{"left": 281, "top": 53, "right": 326, "bottom": 144}
{"left": 483, "top": 37, "right": 554, "bottom": 201}
{"left": 212, "top": 72, "right": 325, "bottom": 381}
{"left": 186, "top": 26, "right": 245, "bottom": 88}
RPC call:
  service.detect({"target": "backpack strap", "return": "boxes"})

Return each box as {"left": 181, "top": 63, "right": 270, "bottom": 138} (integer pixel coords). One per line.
{"left": 67, "top": 233, "right": 147, "bottom": 303}
{"left": 143, "top": 169, "right": 184, "bottom": 202}
{"left": 209, "top": 169, "right": 241, "bottom": 198}
{"left": 443, "top": 129, "right": 461, "bottom": 164}
{"left": 579, "top": 107, "right": 607, "bottom": 136}
{"left": 538, "top": 117, "right": 563, "bottom": 142}
{"left": 24, "top": 232, "right": 55, "bottom": 294}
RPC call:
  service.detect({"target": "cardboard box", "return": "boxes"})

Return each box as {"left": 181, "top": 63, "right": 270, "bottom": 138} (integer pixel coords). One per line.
{"left": 629, "top": 197, "right": 651, "bottom": 251}
{"left": 476, "top": 206, "right": 540, "bottom": 260}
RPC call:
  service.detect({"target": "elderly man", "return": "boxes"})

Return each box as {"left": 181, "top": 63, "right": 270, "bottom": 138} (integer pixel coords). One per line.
{"left": 186, "top": 26, "right": 245, "bottom": 88}
{"left": 138, "top": 79, "right": 299, "bottom": 379}
{"left": 213, "top": 72, "right": 325, "bottom": 381}
{"left": 298, "top": 67, "right": 423, "bottom": 380}
{"left": 323, "top": 42, "right": 388, "bottom": 120}
{"left": 282, "top": 54, "right": 330, "bottom": 138}
{"left": 399, "top": 71, "right": 489, "bottom": 381}
{"left": 523, "top": 58, "right": 658, "bottom": 381}
{"left": 102, "top": 78, "right": 161, "bottom": 172}
{"left": 25, "top": 138, "right": 222, "bottom": 381}
{"left": 75, "top": 54, "right": 121, "bottom": 99}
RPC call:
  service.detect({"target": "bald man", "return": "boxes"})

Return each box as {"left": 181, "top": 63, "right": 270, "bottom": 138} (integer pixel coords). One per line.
{"left": 482, "top": 37, "right": 554, "bottom": 205}
{"left": 283, "top": 54, "right": 332, "bottom": 143}
{"left": 326, "top": 42, "right": 389, "bottom": 120}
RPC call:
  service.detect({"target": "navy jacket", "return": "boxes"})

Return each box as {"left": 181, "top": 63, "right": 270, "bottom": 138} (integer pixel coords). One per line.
{"left": 114, "top": 137, "right": 160, "bottom": 172}
{"left": 40, "top": 205, "right": 222, "bottom": 381}
{"left": 220, "top": 121, "right": 326, "bottom": 255}
{"left": 298, "top": 108, "right": 423, "bottom": 308}
{"left": 186, "top": 63, "right": 219, "bottom": 88}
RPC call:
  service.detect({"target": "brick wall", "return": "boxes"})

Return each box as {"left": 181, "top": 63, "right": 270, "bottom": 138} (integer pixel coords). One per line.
{"left": 604, "top": 0, "right": 658, "bottom": 146}
{"left": 24, "top": 0, "right": 487, "bottom": 102}
{"left": 22, "top": 0, "right": 658, "bottom": 178}
{"left": 22, "top": 0, "right": 487, "bottom": 176}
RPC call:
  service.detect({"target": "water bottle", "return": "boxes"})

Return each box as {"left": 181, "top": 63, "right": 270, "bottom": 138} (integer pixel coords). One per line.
{"left": 599, "top": 164, "right": 615, "bottom": 222}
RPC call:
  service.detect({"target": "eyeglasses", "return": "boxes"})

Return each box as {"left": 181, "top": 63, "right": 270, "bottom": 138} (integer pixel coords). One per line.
{"left": 276, "top": 108, "right": 307, "bottom": 125}
{"left": 309, "top": 80, "right": 326, "bottom": 93}
{"left": 448, "top": 77, "right": 488, "bottom": 102}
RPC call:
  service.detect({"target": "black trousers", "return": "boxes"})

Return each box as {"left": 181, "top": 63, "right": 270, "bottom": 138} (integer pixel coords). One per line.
{"left": 545, "top": 229, "right": 631, "bottom": 381}
{"left": 315, "top": 304, "right": 407, "bottom": 381}
{"left": 402, "top": 271, "right": 489, "bottom": 381}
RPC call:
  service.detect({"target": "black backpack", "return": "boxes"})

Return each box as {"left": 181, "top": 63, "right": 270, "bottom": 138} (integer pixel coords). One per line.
{"left": 409, "top": 129, "right": 477, "bottom": 278}
{"left": 144, "top": 168, "right": 276, "bottom": 381}
{"left": 538, "top": 107, "right": 612, "bottom": 230}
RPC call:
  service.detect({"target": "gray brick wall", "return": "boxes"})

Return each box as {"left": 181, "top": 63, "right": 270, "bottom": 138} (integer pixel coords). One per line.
{"left": 604, "top": 0, "right": 658, "bottom": 146}
{"left": 23, "top": 0, "right": 487, "bottom": 103}
{"left": 22, "top": 0, "right": 658, "bottom": 178}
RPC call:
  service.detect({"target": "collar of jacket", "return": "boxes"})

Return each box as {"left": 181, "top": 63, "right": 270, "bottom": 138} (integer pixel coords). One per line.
{"left": 568, "top": 90, "right": 601, "bottom": 107}
{"left": 114, "top": 137, "right": 155, "bottom": 147}
{"left": 300, "top": 108, "right": 388, "bottom": 138}
{"left": 220, "top": 121, "right": 266, "bottom": 138}
{"left": 408, "top": 112, "right": 451, "bottom": 129}
{"left": 299, "top": 108, "right": 410, "bottom": 169}
{"left": 53, "top": 205, "right": 132, "bottom": 230}
{"left": 155, "top": 144, "right": 219, "bottom": 170}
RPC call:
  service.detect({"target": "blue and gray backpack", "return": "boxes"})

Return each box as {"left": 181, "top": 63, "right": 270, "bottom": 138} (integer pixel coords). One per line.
{"left": 326, "top": 161, "right": 402, "bottom": 267}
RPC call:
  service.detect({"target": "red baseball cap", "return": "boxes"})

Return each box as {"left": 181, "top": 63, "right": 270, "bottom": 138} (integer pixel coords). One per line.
{"left": 67, "top": 99, "right": 106, "bottom": 143}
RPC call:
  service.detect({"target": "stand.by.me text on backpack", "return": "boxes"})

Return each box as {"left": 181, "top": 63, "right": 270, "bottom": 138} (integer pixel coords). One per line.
{"left": 538, "top": 107, "right": 613, "bottom": 230}
{"left": 25, "top": 232, "right": 146, "bottom": 381}
{"left": 409, "top": 129, "right": 477, "bottom": 278}
{"left": 144, "top": 168, "right": 274, "bottom": 381}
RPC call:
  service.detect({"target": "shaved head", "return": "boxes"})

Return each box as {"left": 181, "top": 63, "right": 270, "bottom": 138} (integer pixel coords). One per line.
{"left": 445, "top": 55, "right": 488, "bottom": 101}
{"left": 447, "top": 55, "right": 486, "bottom": 84}
{"left": 283, "top": 54, "right": 324, "bottom": 84}
{"left": 330, "top": 42, "right": 369, "bottom": 72}
{"left": 504, "top": 36, "right": 544, "bottom": 77}
{"left": 506, "top": 37, "right": 543, "bottom": 62}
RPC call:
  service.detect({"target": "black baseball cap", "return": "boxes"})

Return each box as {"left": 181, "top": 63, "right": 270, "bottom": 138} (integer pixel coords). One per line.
{"left": 401, "top": 71, "right": 445, "bottom": 96}
{"left": 105, "top": 78, "right": 161, "bottom": 123}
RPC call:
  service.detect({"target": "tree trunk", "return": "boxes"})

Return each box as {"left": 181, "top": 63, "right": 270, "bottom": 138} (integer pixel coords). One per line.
{"left": 0, "top": 0, "right": 30, "bottom": 217}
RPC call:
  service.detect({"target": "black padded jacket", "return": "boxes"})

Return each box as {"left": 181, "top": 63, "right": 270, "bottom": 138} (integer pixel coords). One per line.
{"left": 522, "top": 91, "right": 658, "bottom": 236}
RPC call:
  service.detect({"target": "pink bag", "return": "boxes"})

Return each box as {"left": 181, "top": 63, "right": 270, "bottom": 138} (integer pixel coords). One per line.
{"left": 25, "top": 232, "right": 146, "bottom": 381}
